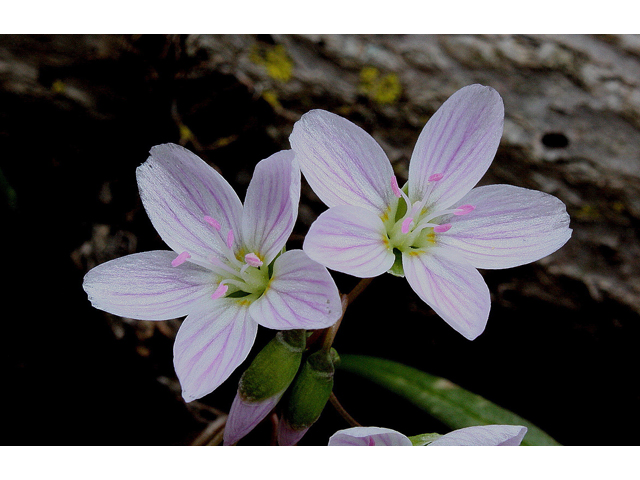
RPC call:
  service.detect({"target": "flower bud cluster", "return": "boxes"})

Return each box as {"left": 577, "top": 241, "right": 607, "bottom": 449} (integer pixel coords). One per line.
{"left": 224, "top": 330, "right": 339, "bottom": 445}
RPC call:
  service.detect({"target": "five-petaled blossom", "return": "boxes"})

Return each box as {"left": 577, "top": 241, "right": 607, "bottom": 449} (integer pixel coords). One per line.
{"left": 291, "top": 84, "right": 572, "bottom": 340}
{"left": 83, "top": 144, "right": 341, "bottom": 401}
{"left": 328, "top": 425, "right": 527, "bottom": 446}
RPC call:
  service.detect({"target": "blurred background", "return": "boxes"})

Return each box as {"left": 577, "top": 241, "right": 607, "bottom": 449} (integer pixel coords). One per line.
{"left": 2, "top": 34, "right": 639, "bottom": 446}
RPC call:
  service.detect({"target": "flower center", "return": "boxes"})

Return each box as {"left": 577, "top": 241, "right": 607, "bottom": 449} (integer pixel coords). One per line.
{"left": 385, "top": 174, "right": 475, "bottom": 252}
{"left": 171, "top": 215, "right": 271, "bottom": 303}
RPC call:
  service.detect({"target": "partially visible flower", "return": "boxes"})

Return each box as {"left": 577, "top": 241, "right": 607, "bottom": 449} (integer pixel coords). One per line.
{"left": 328, "top": 425, "right": 528, "bottom": 446}
{"left": 329, "top": 427, "right": 412, "bottom": 446}
{"left": 290, "top": 84, "right": 572, "bottom": 340}
{"left": 83, "top": 144, "right": 341, "bottom": 402}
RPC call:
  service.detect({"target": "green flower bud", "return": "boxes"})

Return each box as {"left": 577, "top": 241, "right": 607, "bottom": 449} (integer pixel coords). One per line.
{"left": 224, "top": 329, "right": 307, "bottom": 445}
{"left": 277, "top": 348, "right": 338, "bottom": 445}
{"left": 238, "top": 329, "right": 306, "bottom": 402}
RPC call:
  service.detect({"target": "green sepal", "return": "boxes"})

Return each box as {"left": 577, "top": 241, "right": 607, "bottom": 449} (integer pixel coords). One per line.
{"left": 264, "top": 245, "right": 286, "bottom": 280}
{"left": 387, "top": 248, "right": 405, "bottom": 277}
{"left": 280, "top": 349, "right": 336, "bottom": 431}
{"left": 226, "top": 290, "right": 252, "bottom": 298}
{"left": 238, "top": 329, "right": 306, "bottom": 402}
{"left": 408, "top": 432, "right": 442, "bottom": 446}
{"left": 329, "top": 348, "right": 340, "bottom": 367}
{"left": 385, "top": 181, "right": 410, "bottom": 278}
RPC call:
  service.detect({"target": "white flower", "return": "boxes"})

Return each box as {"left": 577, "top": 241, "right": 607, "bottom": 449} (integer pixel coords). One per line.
{"left": 83, "top": 144, "right": 341, "bottom": 402}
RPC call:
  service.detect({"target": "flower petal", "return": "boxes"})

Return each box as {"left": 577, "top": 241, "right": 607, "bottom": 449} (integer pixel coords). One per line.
{"left": 223, "top": 391, "right": 282, "bottom": 446}
{"left": 290, "top": 109, "right": 395, "bottom": 215}
{"left": 136, "top": 143, "right": 243, "bottom": 267}
{"left": 249, "top": 250, "right": 342, "bottom": 330}
{"left": 439, "top": 184, "right": 572, "bottom": 269}
{"left": 408, "top": 85, "right": 504, "bottom": 210}
{"left": 241, "top": 150, "right": 300, "bottom": 264}
{"left": 328, "top": 427, "right": 412, "bottom": 446}
{"left": 429, "top": 425, "right": 527, "bottom": 446}
{"left": 174, "top": 299, "right": 257, "bottom": 402}
{"left": 402, "top": 248, "right": 490, "bottom": 340}
{"left": 303, "top": 205, "right": 394, "bottom": 278}
{"left": 277, "top": 420, "right": 309, "bottom": 446}
{"left": 82, "top": 251, "right": 213, "bottom": 320}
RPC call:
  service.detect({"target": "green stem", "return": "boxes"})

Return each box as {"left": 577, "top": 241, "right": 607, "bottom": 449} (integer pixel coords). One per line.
{"left": 321, "top": 277, "right": 374, "bottom": 352}
{"left": 269, "top": 412, "right": 279, "bottom": 446}
{"left": 346, "top": 277, "right": 374, "bottom": 305}
{"left": 321, "top": 294, "right": 348, "bottom": 351}
{"left": 329, "top": 392, "right": 361, "bottom": 427}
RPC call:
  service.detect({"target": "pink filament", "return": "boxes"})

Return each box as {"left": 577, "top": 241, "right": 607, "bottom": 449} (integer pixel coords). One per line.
{"left": 434, "top": 223, "right": 452, "bottom": 233}
{"left": 226, "top": 229, "right": 234, "bottom": 250}
{"left": 391, "top": 175, "right": 402, "bottom": 198}
{"left": 454, "top": 204, "right": 475, "bottom": 216}
{"left": 428, "top": 173, "right": 444, "bottom": 182}
{"left": 211, "top": 283, "right": 228, "bottom": 300}
{"left": 401, "top": 217, "right": 414, "bottom": 234}
{"left": 204, "top": 215, "right": 221, "bottom": 231}
{"left": 244, "top": 253, "right": 263, "bottom": 267}
{"left": 171, "top": 251, "right": 191, "bottom": 267}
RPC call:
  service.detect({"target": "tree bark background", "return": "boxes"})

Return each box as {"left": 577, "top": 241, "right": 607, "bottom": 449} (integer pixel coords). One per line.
{"left": 2, "top": 34, "right": 639, "bottom": 445}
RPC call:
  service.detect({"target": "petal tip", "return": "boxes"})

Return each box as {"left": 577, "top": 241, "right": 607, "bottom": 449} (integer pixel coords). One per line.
{"left": 277, "top": 420, "right": 309, "bottom": 446}
{"left": 223, "top": 393, "right": 282, "bottom": 446}
{"left": 181, "top": 389, "right": 199, "bottom": 403}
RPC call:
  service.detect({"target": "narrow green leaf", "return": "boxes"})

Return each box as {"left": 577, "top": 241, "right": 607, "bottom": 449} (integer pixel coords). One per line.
{"left": 338, "top": 354, "right": 560, "bottom": 446}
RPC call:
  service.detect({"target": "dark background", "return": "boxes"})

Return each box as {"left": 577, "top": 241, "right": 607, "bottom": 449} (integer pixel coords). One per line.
{"left": 2, "top": 34, "right": 639, "bottom": 445}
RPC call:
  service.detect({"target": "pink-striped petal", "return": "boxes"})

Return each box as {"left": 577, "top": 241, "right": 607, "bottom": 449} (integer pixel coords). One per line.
{"left": 249, "top": 250, "right": 341, "bottom": 330}
{"left": 173, "top": 299, "right": 257, "bottom": 402}
{"left": 223, "top": 392, "right": 282, "bottom": 445}
{"left": 328, "top": 427, "right": 412, "bottom": 446}
{"left": 402, "top": 248, "right": 490, "bottom": 340}
{"left": 429, "top": 425, "right": 527, "bottom": 446}
{"left": 241, "top": 150, "right": 300, "bottom": 264}
{"left": 136, "top": 143, "right": 243, "bottom": 268}
{"left": 82, "top": 251, "right": 213, "bottom": 321}
{"left": 303, "top": 205, "right": 394, "bottom": 278}
{"left": 439, "top": 184, "right": 572, "bottom": 269}
{"left": 408, "top": 85, "right": 504, "bottom": 210}
{"left": 290, "top": 109, "right": 395, "bottom": 215}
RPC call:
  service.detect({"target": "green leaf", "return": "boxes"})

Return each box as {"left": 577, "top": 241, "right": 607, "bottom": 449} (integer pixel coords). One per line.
{"left": 337, "top": 354, "right": 561, "bottom": 446}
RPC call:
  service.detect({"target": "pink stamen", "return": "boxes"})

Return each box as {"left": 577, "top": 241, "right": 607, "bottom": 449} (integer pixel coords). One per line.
{"left": 434, "top": 223, "right": 452, "bottom": 233}
{"left": 171, "top": 251, "right": 191, "bottom": 267}
{"left": 391, "top": 175, "right": 402, "bottom": 198}
{"left": 211, "top": 283, "right": 228, "bottom": 300}
{"left": 204, "top": 215, "right": 221, "bottom": 231}
{"left": 428, "top": 173, "right": 443, "bottom": 182}
{"left": 401, "top": 217, "right": 414, "bottom": 234}
{"left": 454, "top": 204, "right": 475, "bottom": 216}
{"left": 226, "top": 229, "right": 234, "bottom": 250}
{"left": 244, "top": 253, "right": 263, "bottom": 267}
